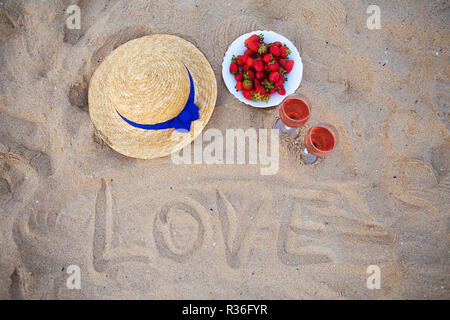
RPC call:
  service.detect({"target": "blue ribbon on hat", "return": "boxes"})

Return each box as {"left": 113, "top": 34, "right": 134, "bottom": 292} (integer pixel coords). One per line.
{"left": 116, "top": 66, "right": 200, "bottom": 132}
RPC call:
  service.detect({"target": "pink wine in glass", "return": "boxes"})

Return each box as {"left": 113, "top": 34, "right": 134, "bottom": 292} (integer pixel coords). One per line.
{"left": 275, "top": 94, "right": 311, "bottom": 137}
{"left": 303, "top": 123, "right": 339, "bottom": 164}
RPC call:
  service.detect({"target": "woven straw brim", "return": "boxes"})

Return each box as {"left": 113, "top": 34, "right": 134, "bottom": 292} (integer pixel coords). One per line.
{"left": 88, "top": 34, "right": 217, "bottom": 159}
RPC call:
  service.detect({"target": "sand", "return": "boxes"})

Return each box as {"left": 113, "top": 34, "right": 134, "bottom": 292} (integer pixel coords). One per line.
{"left": 0, "top": 0, "right": 448, "bottom": 299}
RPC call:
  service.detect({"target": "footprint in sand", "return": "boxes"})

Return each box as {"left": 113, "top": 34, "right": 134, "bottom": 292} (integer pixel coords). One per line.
{"left": 12, "top": 195, "right": 92, "bottom": 277}
{"left": 0, "top": 1, "right": 25, "bottom": 43}
{"left": 0, "top": 152, "right": 38, "bottom": 214}
{"left": 0, "top": 111, "right": 52, "bottom": 177}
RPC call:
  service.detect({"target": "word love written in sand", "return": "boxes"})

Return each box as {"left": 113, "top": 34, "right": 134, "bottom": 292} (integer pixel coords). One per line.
{"left": 90, "top": 180, "right": 393, "bottom": 271}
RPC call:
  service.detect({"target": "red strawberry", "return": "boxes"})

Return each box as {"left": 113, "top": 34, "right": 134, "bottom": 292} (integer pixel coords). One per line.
{"left": 269, "top": 45, "right": 281, "bottom": 57}
{"left": 242, "top": 64, "right": 249, "bottom": 72}
{"left": 242, "top": 89, "right": 254, "bottom": 100}
{"left": 280, "top": 47, "right": 291, "bottom": 58}
{"left": 268, "top": 71, "right": 280, "bottom": 82}
{"left": 268, "top": 62, "right": 279, "bottom": 72}
{"left": 235, "top": 73, "right": 244, "bottom": 81}
{"left": 235, "top": 81, "right": 243, "bottom": 91}
{"left": 230, "top": 62, "right": 238, "bottom": 74}
{"left": 245, "top": 34, "right": 260, "bottom": 47}
{"left": 274, "top": 79, "right": 284, "bottom": 88}
{"left": 247, "top": 41, "right": 260, "bottom": 53}
{"left": 253, "top": 60, "right": 264, "bottom": 72}
{"left": 255, "top": 71, "right": 265, "bottom": 80}
{"left": 254, "top": 79, "right": 261, "bottom": 87}
{"left": 278, "top": 58, "right": 286, "bottom": 67}
{"left": 273, "top": 41, "right": 282, "bottom": 47}
{"left": 236, "top": 55, "right": 245, "bottom": 66}
{"left": 246, "top": 57, "right": 254, "bottom": 67}
{"left": 277, "top": 87, "right": 286, "bottom": 95}
{"left": 263, "top": 54, "right": 272, "bottom": 64}
{"left": 243, "top": 79, "right": 253, "bottom": 91}
{"left": 258, "top": 43, "right": 268, "bottom": 55}
{"left": 257, "top": 86, "right": 266, "bottom": 96}
{"left": 246, "top": 70, "right": 255, "bottom": 80}
{"left": 269, "top": 88, "right": 276, "bottom": 94}
{"left": 244, "top": 49, "right": 253, "bottom": 56}
{"left": 280, "top": 46, "right": 290, "bottom": 55}
{"left": 279, "top": 74, "right": 285, "bottom": 82}
{"left": 262, "top": 79, "right": 274, "bottom": 90}
{"left": 285, "top": 60, "right": 294, "bottom": 73}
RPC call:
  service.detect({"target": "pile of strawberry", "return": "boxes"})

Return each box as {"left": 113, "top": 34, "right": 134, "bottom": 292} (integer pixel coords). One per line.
{"left": 229, "top": 34, "right": 294, "bottom": 102}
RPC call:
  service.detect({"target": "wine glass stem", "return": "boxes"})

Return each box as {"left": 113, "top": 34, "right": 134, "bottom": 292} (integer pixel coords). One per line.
{"left": 303, "top": 148, "right": 318, "bottom": 164}
{"left": 275, "top": 118, "right": 297, "bottom": 137}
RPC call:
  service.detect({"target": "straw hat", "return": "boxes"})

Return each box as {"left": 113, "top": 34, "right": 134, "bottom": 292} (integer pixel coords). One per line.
{"left": 88, "top": 34, "right": 217, "bottom": 159}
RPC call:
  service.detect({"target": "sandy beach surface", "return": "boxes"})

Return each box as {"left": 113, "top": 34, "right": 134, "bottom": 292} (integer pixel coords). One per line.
{"left": 0, "top": 0, "right": 448, "bottom": 299}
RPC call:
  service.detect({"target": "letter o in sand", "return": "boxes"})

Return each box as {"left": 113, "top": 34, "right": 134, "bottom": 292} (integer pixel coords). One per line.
{"left": 153, "top": 198, "right": 211, "bottom": 262}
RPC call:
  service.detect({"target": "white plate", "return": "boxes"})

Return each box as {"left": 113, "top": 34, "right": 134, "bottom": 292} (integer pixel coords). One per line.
{"left": 221, "top": 30, "right": 303, "bottom": 108}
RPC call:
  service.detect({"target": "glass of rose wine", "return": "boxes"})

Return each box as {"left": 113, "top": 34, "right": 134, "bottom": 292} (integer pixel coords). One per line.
{"left": 303, "top": 123, "right": 339, "bottom": 164}
{"left": 275, "top": 94, "right": 311, "bottom": 137}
